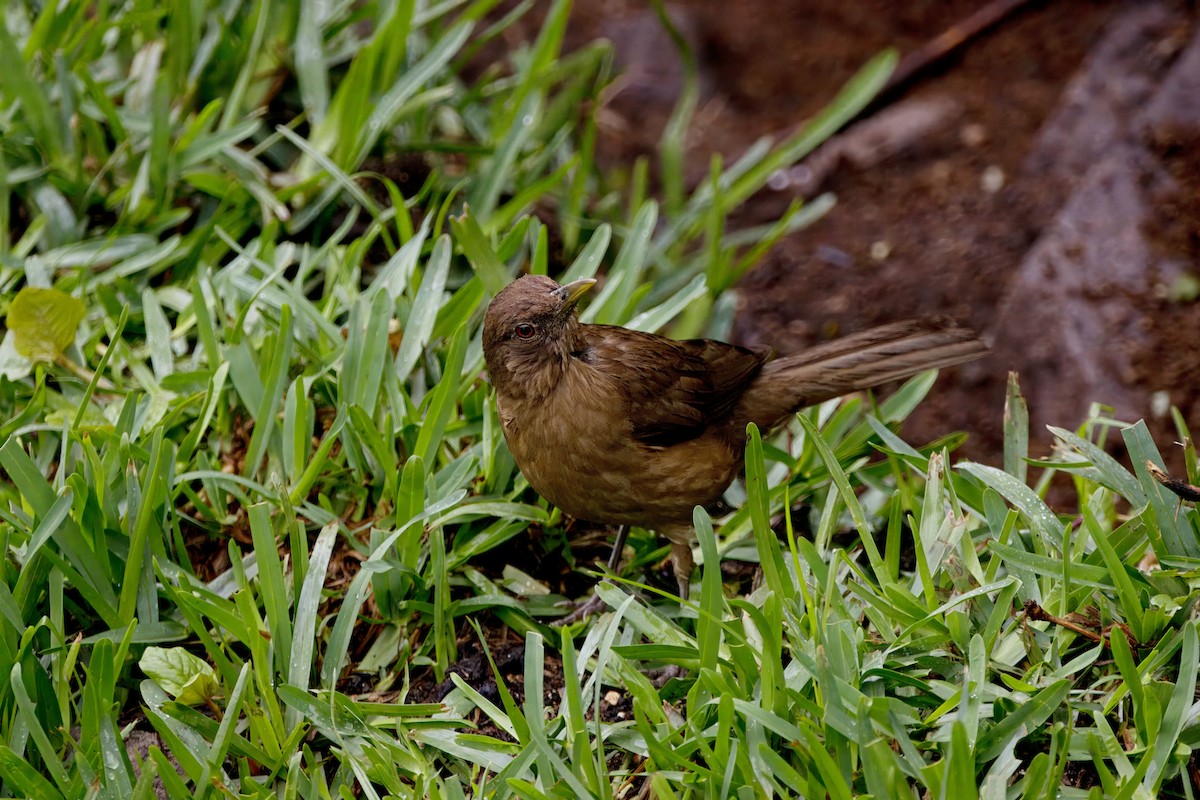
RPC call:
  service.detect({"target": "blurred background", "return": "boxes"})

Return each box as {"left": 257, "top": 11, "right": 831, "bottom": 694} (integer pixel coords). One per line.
{"left": 526, "top": 0, "right": 1200, "bottom": 485}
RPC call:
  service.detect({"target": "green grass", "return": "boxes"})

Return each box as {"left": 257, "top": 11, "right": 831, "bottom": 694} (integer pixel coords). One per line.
{"left": 2, "top": 1, "right": 1200, "bottom": 797}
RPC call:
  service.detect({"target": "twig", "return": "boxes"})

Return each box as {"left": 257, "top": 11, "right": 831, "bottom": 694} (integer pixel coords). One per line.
{"left": 880, "top": 0, "right": 1037, "bottom": 99}
{"left": 1022, "top": 599, "right": 1139, "bottom": 648}
{"left": 1146, "top": 460, "right": 1200, "bottom": 503}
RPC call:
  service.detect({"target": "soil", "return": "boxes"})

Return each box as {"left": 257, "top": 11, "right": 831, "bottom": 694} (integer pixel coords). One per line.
{"left": 576, "top": 0, "right": 1200, "bottom": 481}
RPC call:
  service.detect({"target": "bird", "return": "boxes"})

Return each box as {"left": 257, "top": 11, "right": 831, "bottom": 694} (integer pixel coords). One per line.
{"left": 482, "top": 273, "right": 988, "bottom": 601}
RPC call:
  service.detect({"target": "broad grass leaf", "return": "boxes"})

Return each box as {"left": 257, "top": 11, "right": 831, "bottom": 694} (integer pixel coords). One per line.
{"left": 139, "top": 646, "right": 219, "bottom": 705}
{"left": 7, "top": 287, "right": 85, "bottom": 362}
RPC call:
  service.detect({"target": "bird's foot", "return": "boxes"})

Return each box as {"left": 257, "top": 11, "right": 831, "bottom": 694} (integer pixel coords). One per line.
{"left": 645, "top": 664, "right": 686, "bottom": 688}
{"left": 551, "top": 591, "right": 610, "bottom": 627}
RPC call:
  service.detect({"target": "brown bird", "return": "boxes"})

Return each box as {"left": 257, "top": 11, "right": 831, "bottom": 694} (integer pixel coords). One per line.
{"left": 482, "top": 274, "right": 987, "bottom": 600}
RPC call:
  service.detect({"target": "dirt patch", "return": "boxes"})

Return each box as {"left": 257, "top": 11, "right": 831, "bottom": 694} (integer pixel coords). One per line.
{"left": 1133, "top": 124, "right": 1200, "bottom": 426}
{"left": 583, "top": 0, "right": 1200, "bottom": 471}
{"left": 402, "top": 615, "right": 637, "bottom": 739}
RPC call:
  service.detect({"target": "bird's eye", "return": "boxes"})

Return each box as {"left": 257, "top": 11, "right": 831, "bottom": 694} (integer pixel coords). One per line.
{"left": 514, "top": 323, "right": 537, "bottom": 340}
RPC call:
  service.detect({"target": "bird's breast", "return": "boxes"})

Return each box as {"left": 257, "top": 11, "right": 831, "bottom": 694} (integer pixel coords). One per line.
{"left": 497, "top": 362, "right": 740, "bottom": 528}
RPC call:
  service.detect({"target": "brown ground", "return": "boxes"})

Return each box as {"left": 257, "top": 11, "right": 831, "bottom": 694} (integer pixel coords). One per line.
{"left": 577, "top": 0, "right": 1200, "bottom": 479}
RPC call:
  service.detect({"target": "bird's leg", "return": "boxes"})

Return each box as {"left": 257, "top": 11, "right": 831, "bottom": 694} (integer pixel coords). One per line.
{"left": 606, "top": 524, "right": 630, "bottom": 572}
{"left": 645, "top": 524, "right": 696, "bottom": 686}
{"left": 662, "top": 524, "right": 695, "bottom": 601}
{"left": 552, "top": 525, "right": 629, "bottom": 626}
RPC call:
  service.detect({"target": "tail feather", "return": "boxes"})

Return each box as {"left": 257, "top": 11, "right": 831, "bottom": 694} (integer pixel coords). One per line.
{"left": 734, "top": 318, "right": 988, "bottom": 431}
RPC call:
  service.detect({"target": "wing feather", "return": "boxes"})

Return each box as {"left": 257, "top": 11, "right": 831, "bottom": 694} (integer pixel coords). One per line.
{"left": 578, "top": 326, "right": 770, "bottom": 448}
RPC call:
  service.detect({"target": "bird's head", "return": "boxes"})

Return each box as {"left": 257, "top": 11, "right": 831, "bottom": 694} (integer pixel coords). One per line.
{"left": 482, "top": 274, "right": 595, "bottom": 401}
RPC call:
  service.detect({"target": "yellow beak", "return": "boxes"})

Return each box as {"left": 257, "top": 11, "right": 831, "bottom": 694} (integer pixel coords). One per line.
{"left": 555, "top": 278, "right": 596, "bottom": 314}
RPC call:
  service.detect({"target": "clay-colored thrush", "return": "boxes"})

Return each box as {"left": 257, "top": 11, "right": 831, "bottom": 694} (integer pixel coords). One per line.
{"left": 482, "top": 274, "right": 987, "bottom": 597}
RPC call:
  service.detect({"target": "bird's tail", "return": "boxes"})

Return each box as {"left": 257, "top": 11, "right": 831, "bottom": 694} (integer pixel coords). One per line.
{"left": 733, "top": 317, "right": 988, "bottom": 431}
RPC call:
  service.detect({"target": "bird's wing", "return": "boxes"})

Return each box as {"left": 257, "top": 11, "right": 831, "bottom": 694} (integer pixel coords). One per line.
{"left": 579, "top": 326, "right": 771, "bottom": 448}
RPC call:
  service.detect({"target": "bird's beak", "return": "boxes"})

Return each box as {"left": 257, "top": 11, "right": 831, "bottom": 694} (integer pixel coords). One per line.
{"left": 554, "top": 278, "right": 596, "bottom": 315}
